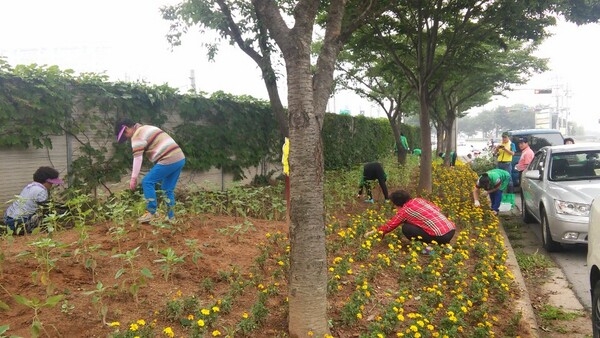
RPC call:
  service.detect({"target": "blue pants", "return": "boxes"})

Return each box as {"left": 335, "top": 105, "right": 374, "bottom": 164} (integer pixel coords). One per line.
{"left": 142, "top": 159, "right": 185, "bottom": 219}
{"left": 489, "top": 189, "right": 503, "bottom": 213}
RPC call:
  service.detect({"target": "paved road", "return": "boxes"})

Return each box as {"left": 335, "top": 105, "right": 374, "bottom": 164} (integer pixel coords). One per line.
{"left": 514, "top": 195, "right": 591, "bottom": 311}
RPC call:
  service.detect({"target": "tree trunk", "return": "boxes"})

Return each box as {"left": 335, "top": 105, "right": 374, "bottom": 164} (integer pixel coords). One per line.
{"left": 418, "top": 89, "right": 433, "bottom": 193}
{"left": 286, "top": 53, "right": 330, "bottom": 338}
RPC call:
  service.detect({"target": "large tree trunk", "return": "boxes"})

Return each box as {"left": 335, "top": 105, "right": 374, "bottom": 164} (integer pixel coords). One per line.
{"left": 286, "top": 55, "right": 329, "bottom": 336}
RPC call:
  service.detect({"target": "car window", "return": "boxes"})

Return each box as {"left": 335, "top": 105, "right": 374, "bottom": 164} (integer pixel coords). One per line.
{"left": 511, "top": 132, "right": 564, "bottom": 155}
{"left": 549, "top": 151, "right": 600, "bottom": 181}
{"left": 528, "top": 150, "right": 545, "bottom": 171}
{"left": 530, "top": 134, "right": 564, "bottom": 152}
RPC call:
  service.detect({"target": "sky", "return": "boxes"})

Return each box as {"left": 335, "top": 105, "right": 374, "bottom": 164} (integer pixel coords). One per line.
{"left": 1, "top": 1, "right": 599, "bottom": 132}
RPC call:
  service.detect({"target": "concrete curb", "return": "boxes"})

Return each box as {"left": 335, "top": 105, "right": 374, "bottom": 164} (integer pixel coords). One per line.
{"left": 499, "top": 221, "right": 540, "bottom": 337}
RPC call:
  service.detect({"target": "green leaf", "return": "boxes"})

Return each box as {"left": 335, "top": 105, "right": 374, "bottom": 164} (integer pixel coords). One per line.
{"left": 140, "top": 267, "right": 154, "bottom": 278}
{"left": 45, "top": 294, "right": 65, "bottom": 307}
{"left": 114, "top": 268, "right": 125, "bottom": 279}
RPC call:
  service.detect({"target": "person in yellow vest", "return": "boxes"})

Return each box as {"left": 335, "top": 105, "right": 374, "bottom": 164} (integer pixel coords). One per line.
{"left": 282, "top": 137, "right": 290, "bottom": 220}
{"left": 494, "top": 132, "right": 515, "bottom": 192}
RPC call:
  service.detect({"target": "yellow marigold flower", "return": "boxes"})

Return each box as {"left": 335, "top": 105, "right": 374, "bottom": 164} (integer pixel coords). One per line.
{"left": 308, "top": 330, "right": 314, "bottom": 336}
{"left": 187, "top": 314, "right": 194, "bottom": 320}
{"left": 357, "top": 313, "right": 363, "bottom": 319}
{"left": 266, "top": 232, "right": 271, "bottom": 238}
{"left": 410, "top": 325, "right": 418, "bottom": 332}
{"left": 163, "top": 327, "right": 175, "bottom": 338}
{"left": 201, "top": 308, "right": 211, "bottom": 315}
{"left": 109, "top": 322, "right": 120, "bottom": 327}
{"left": 130, "top": 323, "right": 139, "bottom": 331}
{"left": 212, "top": 330, "right": 221, "bottom": 336}
{"left": 136, "top": 319, "right": 146, "bottom": 326}
{"left": 197, "top": 319, "right": 205, "bottom": 327}
{"left": 242, "top": 312, "right": 249, "bottom": 319}
{"left": 212, "top": 306, "right": 220, "bottom": 312}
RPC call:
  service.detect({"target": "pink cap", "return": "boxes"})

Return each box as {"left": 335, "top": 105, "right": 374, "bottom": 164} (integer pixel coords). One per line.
{"left": 46, "top": 178, "right": 64, "bottom": 185}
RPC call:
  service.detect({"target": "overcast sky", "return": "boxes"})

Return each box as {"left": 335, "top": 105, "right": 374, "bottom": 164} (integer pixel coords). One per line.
{"left": 1, "top": 1, "right": 599, "bottom": 132}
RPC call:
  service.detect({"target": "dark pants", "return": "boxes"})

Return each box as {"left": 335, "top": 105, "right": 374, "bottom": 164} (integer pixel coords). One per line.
{"left": 358, "top": 162, "right": 389, "bottom": 200}
{"left": 402, "top": 223, "right": 455, "bottom": 244}
{"left": 2, "top": 214, "right": 40, "bottom": 235}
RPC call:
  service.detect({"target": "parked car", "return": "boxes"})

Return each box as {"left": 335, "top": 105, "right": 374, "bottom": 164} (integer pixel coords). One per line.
{"left": 506, "top": 129, "right": 564, "bottom": 187}
{"left": 520, "top": 142, "right": 600, "bottom": 252}
{"left": 587, "top": 197, "right": 600, "bottom": 337}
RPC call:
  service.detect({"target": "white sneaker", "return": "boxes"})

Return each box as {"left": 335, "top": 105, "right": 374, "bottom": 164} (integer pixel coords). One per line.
{"left": 137, "top": 211, "right": 156, "bottom": 223}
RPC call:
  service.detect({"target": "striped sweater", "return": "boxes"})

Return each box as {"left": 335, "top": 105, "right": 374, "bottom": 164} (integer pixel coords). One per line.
{"left": 131, "top": 125, "right": 185, "bottom": 164}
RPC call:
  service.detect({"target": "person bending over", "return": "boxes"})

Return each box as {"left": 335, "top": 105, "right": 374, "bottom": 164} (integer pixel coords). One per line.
{"left": 115, "top": 117, "right": 186, "bottom": 223}
{"left": 357, "top": 162, "right": 389, "bottom": 202}
{"left": 365, "top": 190, "right": 456, "bottom": 244}
{"left": 473, "top": 168, "right": 511, "bottom": 215}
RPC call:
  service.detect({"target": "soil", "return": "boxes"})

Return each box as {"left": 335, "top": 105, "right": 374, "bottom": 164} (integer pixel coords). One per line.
{"left": 0, "top": 198, "right": 551, "bottom": 338}
{"left": 0, "top": 214, "right": 291, "bottom": 338}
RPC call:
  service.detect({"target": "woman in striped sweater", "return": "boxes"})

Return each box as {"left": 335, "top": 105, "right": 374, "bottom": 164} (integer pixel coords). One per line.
{"left": 115, "top": 117, "right": 186, "bottom": 223}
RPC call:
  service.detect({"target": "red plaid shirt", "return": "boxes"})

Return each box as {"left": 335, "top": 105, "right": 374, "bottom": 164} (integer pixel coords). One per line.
{"left": 378, "top": 198, "right": 456, "bottom": 236}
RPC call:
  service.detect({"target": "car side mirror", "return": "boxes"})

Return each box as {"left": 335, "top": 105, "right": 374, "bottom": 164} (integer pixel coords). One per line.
{"left": 524, "top": 170, "right": 541, "bottom": 180}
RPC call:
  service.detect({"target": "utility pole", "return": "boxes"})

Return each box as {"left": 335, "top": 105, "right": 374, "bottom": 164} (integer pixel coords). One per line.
{"left": 189, "top": 69, "right": 196, "bottom": 93}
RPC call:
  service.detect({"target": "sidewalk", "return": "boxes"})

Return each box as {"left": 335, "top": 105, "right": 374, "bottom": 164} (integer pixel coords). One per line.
{"left": 499, "top": 198, "right": 591, "bottom": 337}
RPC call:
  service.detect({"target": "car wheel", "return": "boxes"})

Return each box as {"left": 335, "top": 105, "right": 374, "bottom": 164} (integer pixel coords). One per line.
{"left": 521, "top": 192, "right": 535, "bottom": 224}
{"left": 593, "top": 280, "right": 600, "bottom": 338}
{"left": 541, "top": 209, "right": 562, "bottom": 252}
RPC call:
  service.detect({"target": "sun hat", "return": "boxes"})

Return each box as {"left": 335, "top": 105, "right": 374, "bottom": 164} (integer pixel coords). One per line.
{"left": 46, "top": 178, "right": 64, "bottom": 185}
{"left": 116, "top": 125, "right": 128, "bottom": 144}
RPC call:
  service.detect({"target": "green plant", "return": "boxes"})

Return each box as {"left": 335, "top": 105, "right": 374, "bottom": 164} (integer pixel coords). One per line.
{"left": 154, "top": 247, "right": 186, "bottom": 281}
{"left": 13, "top": 293, "right": 64, "bottom": 338}
{"left": 60, "top": 300, "right": 75, "bottom": 314}
{"left": 539, "top": 305, "right": 582, "bottom": 321}
{"left": 216, "top": 219, "right": 256, "bottom": 239}
{"left": 112, "top": 247, "right": 154, "bottom": 302}
{"left": 17, "top": 237, "right": 67, "bottom": 294}
{"left": 184, "top": 239, "right": 203, "bottom": 267}
{"left": 83, "top": 281, "right": 113, "bottom": 325}
{"left": 515, "top": 251, "right": 553, "bottom": 282}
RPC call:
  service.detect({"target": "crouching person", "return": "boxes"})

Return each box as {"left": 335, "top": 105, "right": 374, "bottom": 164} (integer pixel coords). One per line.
{"left": 2, "top": 166, "right": 64, "bottom": 235}
{"left": 365, "top": 190, "right": 456, "bottom": 244}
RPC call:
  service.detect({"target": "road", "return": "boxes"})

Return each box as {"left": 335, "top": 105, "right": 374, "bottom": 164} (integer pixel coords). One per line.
{"left": 514, "top": 195, "right": 591, "bottom": 311}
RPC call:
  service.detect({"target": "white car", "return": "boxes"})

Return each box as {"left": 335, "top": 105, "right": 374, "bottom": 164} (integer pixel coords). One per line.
{"left": 521, "top": 143, "right": 600, "bottom": 252}
{"left": 587, "top": 197, "right": 600, "bottom": 336}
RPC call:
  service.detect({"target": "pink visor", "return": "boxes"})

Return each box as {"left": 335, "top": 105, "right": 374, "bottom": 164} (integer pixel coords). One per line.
{"left": 117, "top": 125, "right": 127, "bottom": 143}
{"left": 46, "top": 178, "right": 64, "bottom": 185}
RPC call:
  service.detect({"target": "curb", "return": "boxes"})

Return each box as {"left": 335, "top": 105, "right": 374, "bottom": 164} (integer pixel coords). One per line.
{"left": 499, "top": 221, "right": 540, "bottom": 337}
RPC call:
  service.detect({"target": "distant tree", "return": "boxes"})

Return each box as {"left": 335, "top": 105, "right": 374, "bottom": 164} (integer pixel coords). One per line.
{"left": 336, "top": 48, "right": 418, "bottom": 165}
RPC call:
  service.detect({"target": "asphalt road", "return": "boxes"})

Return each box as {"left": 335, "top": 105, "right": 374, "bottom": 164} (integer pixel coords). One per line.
{"left": 514, "top": 195, "right": 591, "bottom": 311}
